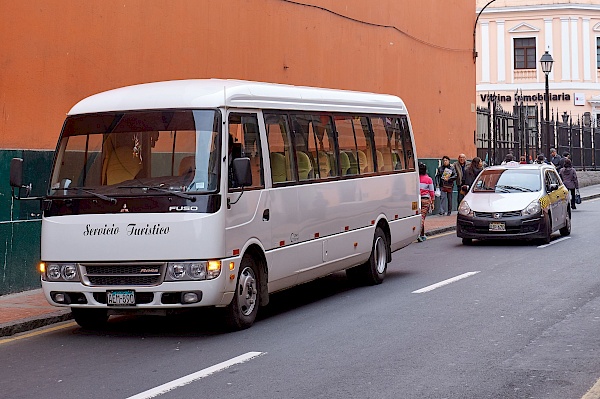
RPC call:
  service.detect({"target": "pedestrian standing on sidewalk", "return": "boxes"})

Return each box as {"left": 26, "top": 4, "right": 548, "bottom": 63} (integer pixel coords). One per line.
{"left": 463, "top": 157, "right": 484, "bottom": 192}
{"left": 559, "top": 158, "right": 579, "bottom": 209}
{"left": 418, "top": 162, "right": 435, "bottom": 242}
{"left": 435, "top": 155, "right": 456, "bottom": 215}
{"left": 453, "top": 153, "right": 469, "bottom": 206}
{"left": 550, "top": 148, "right": 562, "bottom": 172}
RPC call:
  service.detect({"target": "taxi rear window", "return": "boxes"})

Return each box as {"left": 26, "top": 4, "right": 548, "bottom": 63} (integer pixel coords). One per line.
{"left": 473, "top": 169, "right": 541, "bottom": 193}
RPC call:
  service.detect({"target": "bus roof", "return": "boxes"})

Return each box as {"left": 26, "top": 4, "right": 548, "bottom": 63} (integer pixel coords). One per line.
{"left": 68, "top": 79, "right": 407, "bottom": 116}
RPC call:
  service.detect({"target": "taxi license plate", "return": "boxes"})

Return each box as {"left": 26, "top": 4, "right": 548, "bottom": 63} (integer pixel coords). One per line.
{"left": 107, "top": 290, "right": 135, "bottom": 306}
{"left": 489, "top": 222, "right": 506, "bottom": 232}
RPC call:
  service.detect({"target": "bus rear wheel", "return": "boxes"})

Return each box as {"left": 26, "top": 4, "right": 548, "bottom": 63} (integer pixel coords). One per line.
{"left": 225, "top": 256, "right": 259, "bottom": 330}
{"left": 71, "top": 308, "right": 109, "bottom": 329}
{"left": 346, "top": 227, "right": 388, "bottom": 285}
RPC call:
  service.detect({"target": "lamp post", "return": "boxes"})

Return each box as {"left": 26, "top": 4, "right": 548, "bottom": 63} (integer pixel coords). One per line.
{"left": 540, "top": 51, "right": 554, "bottom": 157}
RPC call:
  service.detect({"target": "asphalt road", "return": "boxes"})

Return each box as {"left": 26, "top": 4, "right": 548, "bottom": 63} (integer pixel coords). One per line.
{"left": 2, "top": 199, "right": 600, "bottom": 399}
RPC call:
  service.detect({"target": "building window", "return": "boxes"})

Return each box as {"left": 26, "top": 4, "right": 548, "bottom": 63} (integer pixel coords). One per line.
{"left": 514, "top": 38, "right": 536, "bottom": 69}
{"left": 597, "top": 37, "right": 600, "bottom": 69}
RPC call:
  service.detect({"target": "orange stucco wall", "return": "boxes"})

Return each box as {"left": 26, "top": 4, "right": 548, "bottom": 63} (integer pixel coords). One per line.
{"left": 0, "top": 0, "right": 476, "bottom": 158}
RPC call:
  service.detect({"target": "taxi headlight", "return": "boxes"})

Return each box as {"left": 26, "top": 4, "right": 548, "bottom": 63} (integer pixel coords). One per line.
{"left": 458, "top": 201, "right": 473, "bottom": 216}
{"left": 522, "top": 200, "right": 541, "bottom": 216}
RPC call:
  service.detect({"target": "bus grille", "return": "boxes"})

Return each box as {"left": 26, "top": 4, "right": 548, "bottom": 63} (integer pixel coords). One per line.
{"left": 80, "top": 263, "right": 165, "bottom": 287}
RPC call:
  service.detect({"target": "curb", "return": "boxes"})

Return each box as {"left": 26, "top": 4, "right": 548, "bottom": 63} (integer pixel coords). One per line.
{"left": 425, "top": 192, "right": 600, "bottom": 239}
{"left": 0, "top": 310, "right": 72, "bottom": 337}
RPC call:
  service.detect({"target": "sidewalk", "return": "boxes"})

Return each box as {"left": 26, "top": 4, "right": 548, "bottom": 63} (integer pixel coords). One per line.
{"left": 2, "top": 184, "right": 600, "bottom": 338}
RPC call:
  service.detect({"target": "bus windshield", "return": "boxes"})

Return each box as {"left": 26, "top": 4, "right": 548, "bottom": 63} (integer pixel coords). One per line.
{"left": 49, "top": 109, "right": 221, "bottom": 197}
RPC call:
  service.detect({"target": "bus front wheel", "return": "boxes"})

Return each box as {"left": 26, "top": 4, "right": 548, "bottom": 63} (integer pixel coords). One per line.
{"left": 225, "top": 255, "right": 259, "bottom": 330}
{"left": 71, "top": 308, "right": 109, "bottom": 329}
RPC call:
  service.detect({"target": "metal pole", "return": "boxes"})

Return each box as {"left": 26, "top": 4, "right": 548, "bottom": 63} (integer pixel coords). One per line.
{"left": 545, "top": 73, "right": 550, "bottom": 158}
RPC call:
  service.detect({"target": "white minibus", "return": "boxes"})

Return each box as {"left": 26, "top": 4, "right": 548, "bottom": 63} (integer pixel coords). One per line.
{"left": 9, "top": 79, "right": 421, "bottom": 329}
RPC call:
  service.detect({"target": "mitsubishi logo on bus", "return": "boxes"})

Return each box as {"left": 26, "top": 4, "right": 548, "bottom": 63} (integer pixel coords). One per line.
{"left": 168, "top": 205, "right": 199, "bottom": 212}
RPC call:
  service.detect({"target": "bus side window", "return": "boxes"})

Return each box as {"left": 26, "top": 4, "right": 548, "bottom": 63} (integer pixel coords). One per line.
{"left": 400, "top": 116, "right": 415, "bottom": 170}
{"left": 265, "top": 113, "right": 295, "bottom": 184}
{"left": 334, "top": 116, "right": 358, "bottom": 176}
{"left": 357, "top": 116, "right": 374, "bottom": 174}
{"left": 370, "top": 117, "right": 394, "bottom": 172}
{"left": 289, "top": 115, "right": 315, "bottom": 181}
{"left": 228, "top": 113, "right": 264, "bottom": 189}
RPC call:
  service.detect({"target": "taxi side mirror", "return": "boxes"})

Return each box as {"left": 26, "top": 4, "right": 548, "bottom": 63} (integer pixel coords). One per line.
{"left": 549, "top": 183, "right": 558, "bottom": 192}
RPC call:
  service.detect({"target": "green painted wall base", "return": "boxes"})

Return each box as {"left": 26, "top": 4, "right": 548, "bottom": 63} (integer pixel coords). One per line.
{"left": 0, "top": 150, "right": 53, "bottom": 295}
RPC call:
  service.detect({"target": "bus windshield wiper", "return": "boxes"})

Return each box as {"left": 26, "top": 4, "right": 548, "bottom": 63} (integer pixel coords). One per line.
{"left": 117, "top": 185, "right": 196, "bottom": 201}
{"left": 495, "top": 184, "right": 533, "bottom": 192}
{"left": 60, "top": 187, "right": 117, "bottom": 203}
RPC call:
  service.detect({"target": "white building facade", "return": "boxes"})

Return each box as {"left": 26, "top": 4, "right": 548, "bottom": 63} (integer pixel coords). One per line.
{"left": 476, "top": 0, "right": 600, "bottom": 124}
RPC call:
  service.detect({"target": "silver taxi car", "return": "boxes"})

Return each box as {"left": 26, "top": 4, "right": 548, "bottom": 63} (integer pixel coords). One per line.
{"left": 456, "top": 163, "right": 571, "bottom": 244}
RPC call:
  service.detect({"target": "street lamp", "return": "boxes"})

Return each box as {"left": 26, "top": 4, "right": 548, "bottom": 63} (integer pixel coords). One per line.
{"left": 540, "top": 50, "right": 554, "bottom": 157}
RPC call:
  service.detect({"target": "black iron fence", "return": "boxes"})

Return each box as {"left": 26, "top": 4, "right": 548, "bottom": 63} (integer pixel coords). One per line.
{"left": 476, "top": 96, "right": 599, "bottom": 169}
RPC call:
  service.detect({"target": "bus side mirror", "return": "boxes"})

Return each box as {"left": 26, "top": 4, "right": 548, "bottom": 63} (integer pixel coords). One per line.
{"left": 9, "top": 157, "right": 32, "bottom": 199}
{"left": 10, "top": 158, "right": 23, "bottom": 188}
{"left": 232, "top": 157, "right": 252, "bottom": 187}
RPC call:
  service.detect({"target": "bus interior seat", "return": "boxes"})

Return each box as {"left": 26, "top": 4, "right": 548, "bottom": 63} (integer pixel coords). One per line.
{"left": 270, "top": 152, "right": 287, "bottom": 183}
{"left": 357, "top": 150, "right": 368, "bottom": 173}
{"left": 339, "top": 151, "right": 350, "bottom": 176}
{"left": 318, "top": 151, "right": 331, "bottom": 177}
{"left": 345, "top": 151, "right": 358, "bottom": 175}
{"left": 178, "top": 156, "right": 195, "bottom": 176}
{"left": 296, "top": 151, "right": 313, "bottom": 180}
{"left": 105, "top": 146, "right": 142, "bottom": 185}
{"left": 376, "top": 150, "right": 385, "bottom": 172}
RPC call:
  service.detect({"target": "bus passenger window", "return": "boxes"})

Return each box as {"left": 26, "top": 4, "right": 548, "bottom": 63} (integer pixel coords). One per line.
{"left": 334, "top": 116, "right": 358, "bottom": 176}
{"left": 371, "top": 117, "right": 394, "bottom": 172}
{"left": 265, "top": 113, "right": 295, "bottom": 184}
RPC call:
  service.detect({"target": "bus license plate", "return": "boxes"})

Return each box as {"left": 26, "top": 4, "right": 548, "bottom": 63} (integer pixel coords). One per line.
{"left": 107, "top": 290, "right": 135, "bottom": 306}
{"left": 489, "top": 222, "right": 506, "bottom": 232}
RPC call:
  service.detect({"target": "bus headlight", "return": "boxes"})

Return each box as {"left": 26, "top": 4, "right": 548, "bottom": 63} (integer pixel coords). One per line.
{"left": 169, "top": 263, "right": 186, "bottom": 280}
{"left": 166, "top": 261, "right": 221, "bottom": 281}
{"left": 61, "top": 264, "right": 79, "bottom": 280}
{"left": 47, "top": 264, "right": 62, "bottom": 280}
{"left": 187, "top": 263, "right": 206, "bottom": 280}
{"left": 44, "top": 263, "right": 80, "bottom": 282}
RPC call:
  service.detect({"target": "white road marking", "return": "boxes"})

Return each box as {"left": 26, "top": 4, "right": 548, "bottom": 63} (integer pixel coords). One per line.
{"left": 126, "top": 351, "right": 264, "bottom": 399}
{"left": 537, "top": 236, "right": 571, "bottom": 248}
{"left": 412, "top": 271, "right": 480, "bottom": 294}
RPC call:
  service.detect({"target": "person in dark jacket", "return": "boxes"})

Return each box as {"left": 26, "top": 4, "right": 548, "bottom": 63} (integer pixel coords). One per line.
{"left": 435, "top": 155, "right": 456, "bottom": 216}
{"left": 453, "top": 153, "right": 468, "bottom": 206}
{"left": 463, "top": 157, "right": 483, "bottom": 192}
{"left": 559, "top": 158, "right": 579, "bottom": 209}
{"left": 549, "top": 148, "right": 562, "bottom": 172}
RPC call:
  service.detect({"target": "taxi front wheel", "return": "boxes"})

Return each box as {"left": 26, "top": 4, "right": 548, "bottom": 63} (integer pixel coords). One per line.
{"left": 540, "top": 215, "right": 552, "bottom": 244}
{"left": 559, "top": 211, "right": 571, "bottom": 236}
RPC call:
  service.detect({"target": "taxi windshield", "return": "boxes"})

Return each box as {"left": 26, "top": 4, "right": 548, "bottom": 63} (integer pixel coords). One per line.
{"left": 473, "top": 169, "right": 541, "bottom": 193}
{"left": 49, "top": 110, "right": 221, "bottom": 197}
